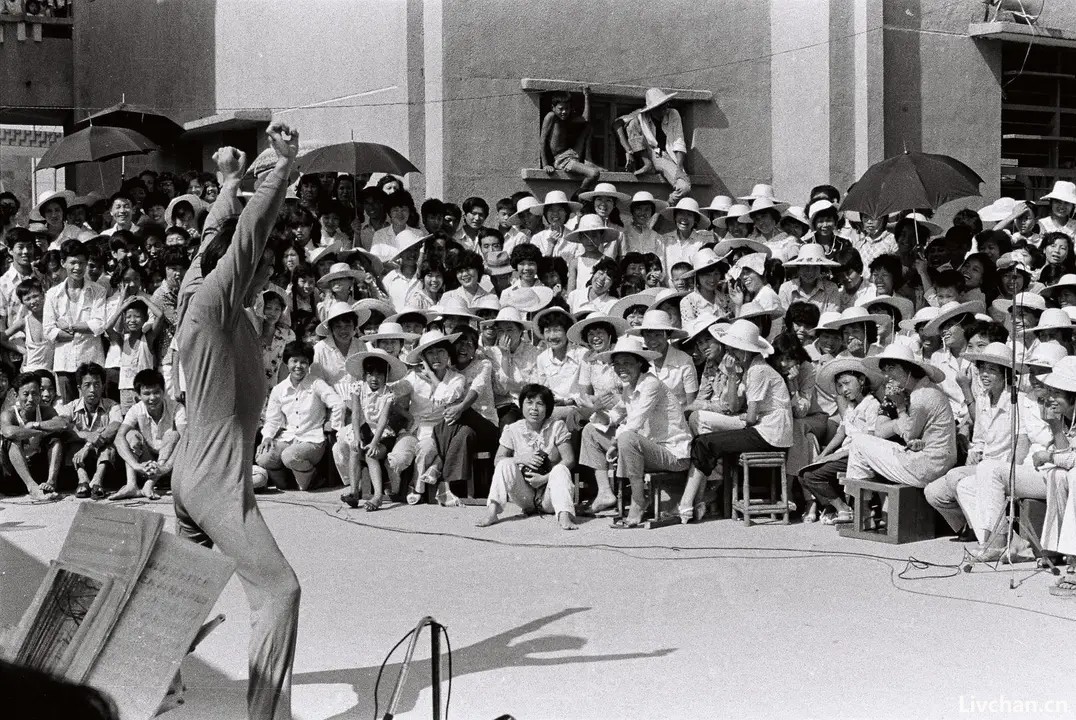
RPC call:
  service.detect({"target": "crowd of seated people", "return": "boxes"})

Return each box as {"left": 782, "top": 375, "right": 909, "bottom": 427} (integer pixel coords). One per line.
{"left": 3, "top": 110, "right": 1076, "bottom": 598}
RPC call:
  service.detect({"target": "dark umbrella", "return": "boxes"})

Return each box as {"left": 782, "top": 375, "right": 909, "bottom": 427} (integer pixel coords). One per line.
{"left": 840, "top": 151, "right": 983, "bottom": 219}
{"left": 37, "top": 126, "right": 158, "bottom": 170}
{"left": 73, "top": 102, "right": 184, "bottom": 144}
{"left": 296, "top": 141, "right": 419, "bottom": 178}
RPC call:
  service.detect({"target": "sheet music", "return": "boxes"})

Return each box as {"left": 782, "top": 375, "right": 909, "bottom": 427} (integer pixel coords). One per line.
{"left": 87, "top": 533, "right": 235, "bottom": 720}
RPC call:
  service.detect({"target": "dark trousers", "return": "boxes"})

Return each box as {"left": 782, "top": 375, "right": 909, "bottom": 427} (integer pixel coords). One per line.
{"left": 799, "top": 458, "right": 849, "bottom": 506}
{"left": 431, "top": 419, "right": 476, "bottom": 486}
{"left": 691, "top": 427, "right": 781, "bottom": 477}
{"left": 461, "top": 408, "right": 501, "bottom": 454}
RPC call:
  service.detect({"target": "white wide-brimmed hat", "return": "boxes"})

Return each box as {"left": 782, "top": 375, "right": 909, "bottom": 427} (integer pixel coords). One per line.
{"left": 712, "top": 203, "right": 753, "bottom": 230}
{"left": 1041, "top": 181, "right": 1076, "bottom": 207}
{"left": 640, "top": 87, "right": 678, "bottom": 114}
{"left": 471, "top": 294, "right": 501, "bottom": 314}
{"left": 659, "top": 197, "right": 711, "bottom": 229}
{"left": 34, "top": 189, "right": 76, "bottom": 215}
{"left": 568, "top": 312, "right": 629, "bottom": 347}
{"left": 532, "top": 190, "right": 582, "bottom": 214}
{"left": 647, "top": 288, "right": 689, "bottom": 312}
{"left": 532, "top": 305, "right": 576, "bottom": 330}
{"left": 714, "top": 319, "right": 774, "bottom": 357}
{"left": 1019, "top": 340, "right": 1069, "bottom": 374}
{"left": 729, "top": 252, "right": 769, "bottom": 282}
{"left": 736, "top": 301, "right": 782, "bottom": 321}
{"left": 344, "top": 348, "right": 408, "bottom": 383}
{"left": 681, "top": 248, "right": 727, "bottom": 279}
{"left": 863, "top": 343, "right": 945, "bottom": 384}
{"left": 899, "top": 212, "right": 943, "bottom": 238}
{"left": 579, "top": 182, "right": 630, "bottom": 203}
{"left": 822, "top": 306, "right": 888, "bottom": 332}
{"left": 481, "top": 306, "right": 534, "bottom": 334}
{"left": 991, "top": 292, "right": 1047, "bottom": 318}
{"left": 781, "top": 206, "right": 810, "bottom": 229}
{"left": 807, "top": 199, "right": 838, "bottom": 221}
{"left": 627, "top": 309, "right": 688, "bottom": 340}
{"left": 564, "top": 214, "right": 621, "bottom": 245}
{"left": 609, "top": 290, "right": 662, "bottom": 320}
{"left": 508, "top": 195, "right": 541, "bottom": 223}
{"left": 785, "top": 243, "right": 840, "bottom": 268}
{"left": 963, "top": 342, "right": 1015, "bottom": 370}
{"left": 713, "top": 237, "right": 770, "bottom": 259}
{"left": 1041, "top": 274, "right": 1076, "bottom": 299}
{"left": 596, "top": 334, "right": 661, "bottom": 363}
{"left": 338, "top": 246, "right": 385, "bottom": 277}
{"left": 623, "top": 190, "right": 669, "bottom": 214}
{"left": 1031, "top": 307, "right": 1073, "bottom": 334}
{"left": 501, "top": 285, "right": 555, "bottom": 313}
{"left": 924, "top": 300, "right": 988, "bottom": 335}
{"left": 738, "top": 183, "right": 786, "bottom": 206}
{"left": 899, "top": 306, "right": 941, "bottom": 332}
{"left": 997, "top": 251, "right": 1033, "bottom": 275}
{"left": 748, "top": 197, "right": 784, "bottom": 217}
{"left": 818, "top": 357, "right": 883, "bottom": 395}
{"left": 977, "top": 197, "right": 1020, "bottom": 223}
{"left": 309, "top": 244, "right": 341, "bottom": 265}
{"left": 364, "top": 321, "right": 420, "bottom": 343}
{"left": 392, "top": 227, "right": 430, "bottom": 259}
{"left": 679, "top": 313, "right": 721, "bottom": 345}
{"left": 1043, "top": 355, "right": 1076, "bottom": 393}
{"left": 816, "top": 311, "right": 843, "bottom": 333}
{"left": 316, "top": 301, "right": 370, "bottom": 337}
{"left": 703, "top": 195, "right": 734, "bottom": 216}
{"left": 386, "top": 306, "right": 431, "bottom": 325}
{"left": 860, "top": 295, "right": 915, "bottom": 322}
{"left": 352, "top": 298, "right": 394, "bottom": 321}
{"left": 425, "top": 296, "right": 480, "bottom": 323}
{"left": 317, "top": 262, "right": 363, "bottom": 288}
{"left": 404, "top": 329, "right": 462, "bottom": 364}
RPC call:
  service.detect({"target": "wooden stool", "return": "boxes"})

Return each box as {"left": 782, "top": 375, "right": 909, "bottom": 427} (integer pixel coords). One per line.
{"left": 838, "top": 477, "right": 937, "bottom": 544}
{"left": 732, "top": 452, "right": 790, "bottom": 526}
{"left": 462, "top": 451, "right": 493, "bottom": 506}
{"left": 643, "top": 470, "right": 689, "bottom": 529}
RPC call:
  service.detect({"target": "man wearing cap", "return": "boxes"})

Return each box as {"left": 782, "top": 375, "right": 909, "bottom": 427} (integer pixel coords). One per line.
{"left": 171, "top": 125, "right": 302, "bottom": 720}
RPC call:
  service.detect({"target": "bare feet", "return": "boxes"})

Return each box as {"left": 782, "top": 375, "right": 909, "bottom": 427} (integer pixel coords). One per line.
{"left": 558, "top": 511, "right": 577, "bottom": 530}
{"left": 109, "top": 484, "right": 142, "bottom": 501}
{"left": 27, "top": 483, "right": 58, "bottom": 501}
{"left": 586, "top": 497, "right": 617, "bottom": 516}
{"left": 363, "top": 493, "right": 383, "bottom": 512}
{"left": 475, "top": 507, "right": 499, "bottom": 528}
{"left": 141, "top": 481, "right": 161, "bottom": 500}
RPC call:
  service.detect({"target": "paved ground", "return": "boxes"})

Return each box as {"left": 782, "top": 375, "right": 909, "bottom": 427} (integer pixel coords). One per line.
{"left": 2, "top": 491, "right": 1075, "bottom": 720}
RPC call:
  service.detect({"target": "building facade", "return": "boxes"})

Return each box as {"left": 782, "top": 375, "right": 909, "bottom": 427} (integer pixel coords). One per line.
{"left": 2, "top": 0, "right": 1075, "bottom": 221}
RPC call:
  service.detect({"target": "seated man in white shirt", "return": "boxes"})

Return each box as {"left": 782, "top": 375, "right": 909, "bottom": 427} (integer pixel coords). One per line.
{"left": 256, "top": 340, "right": 345, "bottom": 491}
{"left": 111, "top": 368, "right": 187, "bottom": 500}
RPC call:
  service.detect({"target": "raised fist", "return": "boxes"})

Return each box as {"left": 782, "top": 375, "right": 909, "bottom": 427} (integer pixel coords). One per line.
{"left": 267, "top": 122, "right": 300, "bottom": 161}
{"left": 212, "top": 146, "right": 248, "bottom": 183}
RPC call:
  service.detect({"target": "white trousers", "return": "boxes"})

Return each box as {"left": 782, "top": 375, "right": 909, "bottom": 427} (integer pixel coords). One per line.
{"left": 846, "top": 434, "right": 928, "bottom": 488}
{"left": 488, "top": 459, "right": 575, "bottom": 517}
{"left": 955, "top": 460, "right": 1049, "bottom": 544}
{"left": 1043, "top": 467, "right": 1076, "bottom": 555}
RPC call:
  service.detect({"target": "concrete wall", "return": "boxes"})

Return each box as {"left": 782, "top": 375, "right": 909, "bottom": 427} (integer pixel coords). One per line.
{"left": 882, "top": 0, "right": 1002, "bottom": 223}
{"left": 0, "top": 28, "right": 72, "bottom": 127}
{"left": 214, "top": 0, "right": 411, "bottom": 157}
{"left": 437, "top": 0, "right": 771, "bottom": 204}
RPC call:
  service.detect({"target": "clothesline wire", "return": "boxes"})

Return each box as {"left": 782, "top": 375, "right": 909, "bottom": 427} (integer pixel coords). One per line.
{"left": 1, "top": 0, "right": 975, "bottom": 117}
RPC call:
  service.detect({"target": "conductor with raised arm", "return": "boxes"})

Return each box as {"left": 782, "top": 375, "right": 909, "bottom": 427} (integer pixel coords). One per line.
{"left": 171, "top": 123, "right": 301, "bottom": 720}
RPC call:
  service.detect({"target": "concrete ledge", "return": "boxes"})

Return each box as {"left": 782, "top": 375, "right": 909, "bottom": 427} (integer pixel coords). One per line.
{"left": 521, "top": 168, "right": 712, "bottom": 186}
{"left": 969, "top": 21, "right": 1076, "bottom": 48}
{"left": 183, "top": 109, "right": 273, "bottom": 136}
{"left": 520, "top": 78, "right": 712, "bottom": 103}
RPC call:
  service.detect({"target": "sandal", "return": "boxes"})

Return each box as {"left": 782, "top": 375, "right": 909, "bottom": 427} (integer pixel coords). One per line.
{"left": 1049, "top": 578, "right": 1076, "bottom": 598}
{"left": 75, "top": 482, "right": 91, "bottom": 499}
{"left": 406, "top": 492, "right": 422, "bottom": 506}
{"left": 363, "top": 495, "right": 383, "bottom": 512}
{"left": 803, "top": 502, "right": 819, "bottom": 524}
{"left": 90, "top": 485, "right": 106, "bottom": 500}
{"left": 821, "top": 510, "right": 853, "bottom": 526}
{"left": 340, "top": 492, "right": 359, "bottom": 509}
{"left": 39, "top": 482, "right": 56, "bottom": 495}
{"left": 436, "top": 488, "right": 462, "bottom": 507}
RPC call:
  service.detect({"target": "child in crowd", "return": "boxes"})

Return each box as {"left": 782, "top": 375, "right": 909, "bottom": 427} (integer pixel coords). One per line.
{"left": 539, "top": 88, "right": 601, "bottom": 192}
{"left": 37, "top": 370, "right": 59, "bottom": 409}
{"left": 6, "top": 278, "right": 51, "bottom": 372}
{"left": 105, "top": 296, "right": 166, "bottom": 415}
